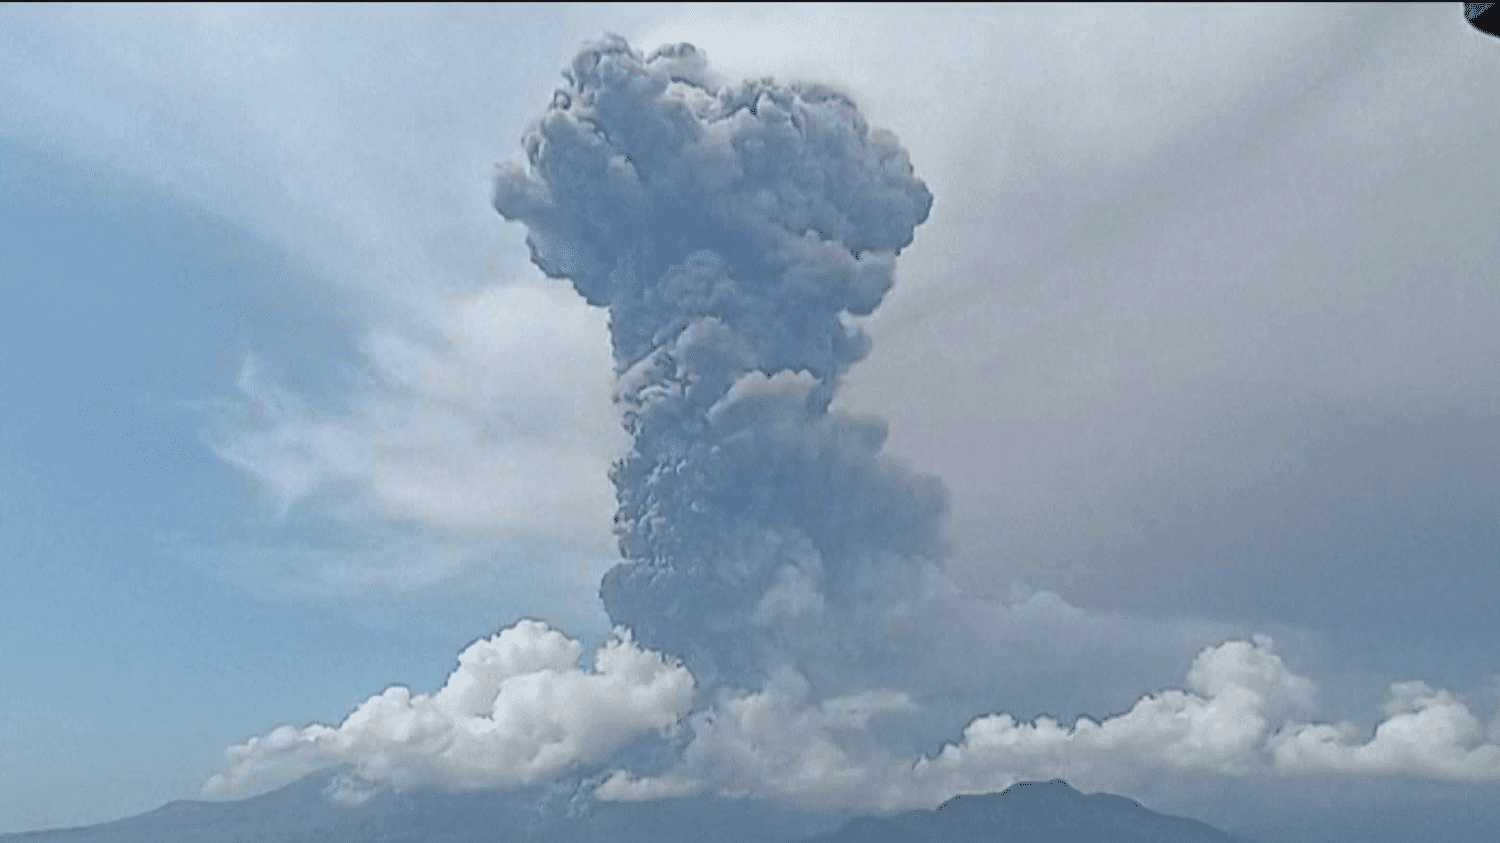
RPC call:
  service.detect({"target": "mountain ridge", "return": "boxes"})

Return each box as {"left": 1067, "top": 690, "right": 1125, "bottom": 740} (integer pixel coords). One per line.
{"left": 807, "top": 779, "right": 1236, "bottom": 843}
{"left": 0, "top": 769, "right": 1243, "bottom": 843}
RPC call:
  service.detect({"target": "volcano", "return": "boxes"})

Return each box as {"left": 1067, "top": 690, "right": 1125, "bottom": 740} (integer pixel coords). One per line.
{"left": 0, "top": 771, "right": 1242, "bottom": 843}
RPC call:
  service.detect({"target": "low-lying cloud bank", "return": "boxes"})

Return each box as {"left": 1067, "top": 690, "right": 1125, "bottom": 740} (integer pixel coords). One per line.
{"left": 203, "top": 620, "right": 693, "bottom": 801}
{"left": 207, "top": 618, "right": 1500, "bottom": 810}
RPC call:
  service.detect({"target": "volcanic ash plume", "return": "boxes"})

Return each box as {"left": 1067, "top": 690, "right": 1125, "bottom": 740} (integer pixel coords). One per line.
{"left": 205, "top": 37, "right": 1500, "bottom": 806}
{"left": 494, "top": 35, "right": 944, "bottom": 692}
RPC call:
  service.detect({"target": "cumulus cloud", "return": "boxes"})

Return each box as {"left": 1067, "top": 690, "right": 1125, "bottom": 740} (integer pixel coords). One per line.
{"left": 596, "top": 636, "right": 1309, "bottom": 809}
{"left": 912, "top": 636, "right": 1315, "bottom": 792}
{"left": 1271, "top": 681, "right": 1500, "bottom": 779}
{"left": 204, "top": 624, "right": 1500, "bottom": 806}
{"left": 595, "top": 636, "right": 1500, "bottom": 812}
{"left": 203, "top": 620, "right": 694, "bottom": 800}
{"left": 596, "top": 666, "right": 919, "bottom": 808}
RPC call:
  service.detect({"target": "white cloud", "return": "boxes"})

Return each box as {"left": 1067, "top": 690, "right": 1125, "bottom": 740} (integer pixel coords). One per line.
{"left": 203, "top": 620, "right": 695, "bottom": 799}
{"left": 596, "top": 666, "right": 919, "bottom": 809}
{"left": 596, "top": 636, "right": 1500, "bottom": 812}
{"left": 913, "top": 635, "right": 1314, "bottom": 793}
{"left": 1271, "top": 681, "right": 1500, "bottom": 779}
{"left": 200, "top": 278, "right": 624, "bottom": 604}
{"left": 739, "top": 572, "right": 1325, "bottom": 751}
{"left": 202, "top": 603, "right": 1500, "bottom": 810}
{"left": 213, "top": 279, "right": 620, "bottom": 536}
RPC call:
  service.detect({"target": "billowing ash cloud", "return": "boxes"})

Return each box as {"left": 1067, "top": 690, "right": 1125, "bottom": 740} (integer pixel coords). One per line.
{"left": 493, "top": 34, "right": 943, "bottom": 691}
{"left": 207, "top": 33, "right": 1500, "bottom": 810}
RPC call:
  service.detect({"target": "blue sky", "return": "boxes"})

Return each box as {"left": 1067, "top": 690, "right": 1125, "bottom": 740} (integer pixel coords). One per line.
{"left": 1, "top": 3, "right": 1498, "bottom": 835}
{"left": 0, "top": 137, "right": 471, "bottom": 825}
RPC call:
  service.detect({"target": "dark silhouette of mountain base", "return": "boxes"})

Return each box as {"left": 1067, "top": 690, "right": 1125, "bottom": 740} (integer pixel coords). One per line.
{"left": 0, "top": 767, "right": 845, "bottom": 843}
{"left": 804, "top": 779, "right": 1236, "bottom": 843}
{"left": 0, "top": 770, "right": 1241, "bottom": 843}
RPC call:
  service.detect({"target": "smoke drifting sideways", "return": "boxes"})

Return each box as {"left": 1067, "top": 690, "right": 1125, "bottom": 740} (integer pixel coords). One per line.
{"left": 493, "top": 34, "right": 945, "bottom": 697}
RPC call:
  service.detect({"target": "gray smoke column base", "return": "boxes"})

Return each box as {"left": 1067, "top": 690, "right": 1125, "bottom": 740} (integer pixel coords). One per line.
{"left": 494, "top": 35, "right": 943, "bottom": 691}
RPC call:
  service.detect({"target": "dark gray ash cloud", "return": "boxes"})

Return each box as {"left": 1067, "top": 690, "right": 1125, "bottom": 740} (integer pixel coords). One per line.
{"left": 494, "top": 34, "right": 944, "bottom": 694}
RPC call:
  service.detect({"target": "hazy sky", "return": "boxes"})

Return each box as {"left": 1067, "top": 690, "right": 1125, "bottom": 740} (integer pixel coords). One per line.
{"left": 2, "top": 3, "right": 1498, "bottom": 835}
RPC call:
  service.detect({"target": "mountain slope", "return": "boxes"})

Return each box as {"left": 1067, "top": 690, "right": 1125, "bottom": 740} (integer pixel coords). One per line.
{"left": 806, "top": 779, "right": 1236, "bottom": 843}
{"left": 0, "top": 770, "right": 1238, "bottom": 843}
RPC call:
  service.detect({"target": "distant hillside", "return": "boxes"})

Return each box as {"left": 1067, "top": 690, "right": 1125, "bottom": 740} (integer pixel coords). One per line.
{"left": 0, "top": 767, "right": 842, "bottom": 843}
{"left": 0, "top": 769, "right": 1241, "bottom": 843}
{"left": 805, "top": 779, "right": 1236, "bottom": 843}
